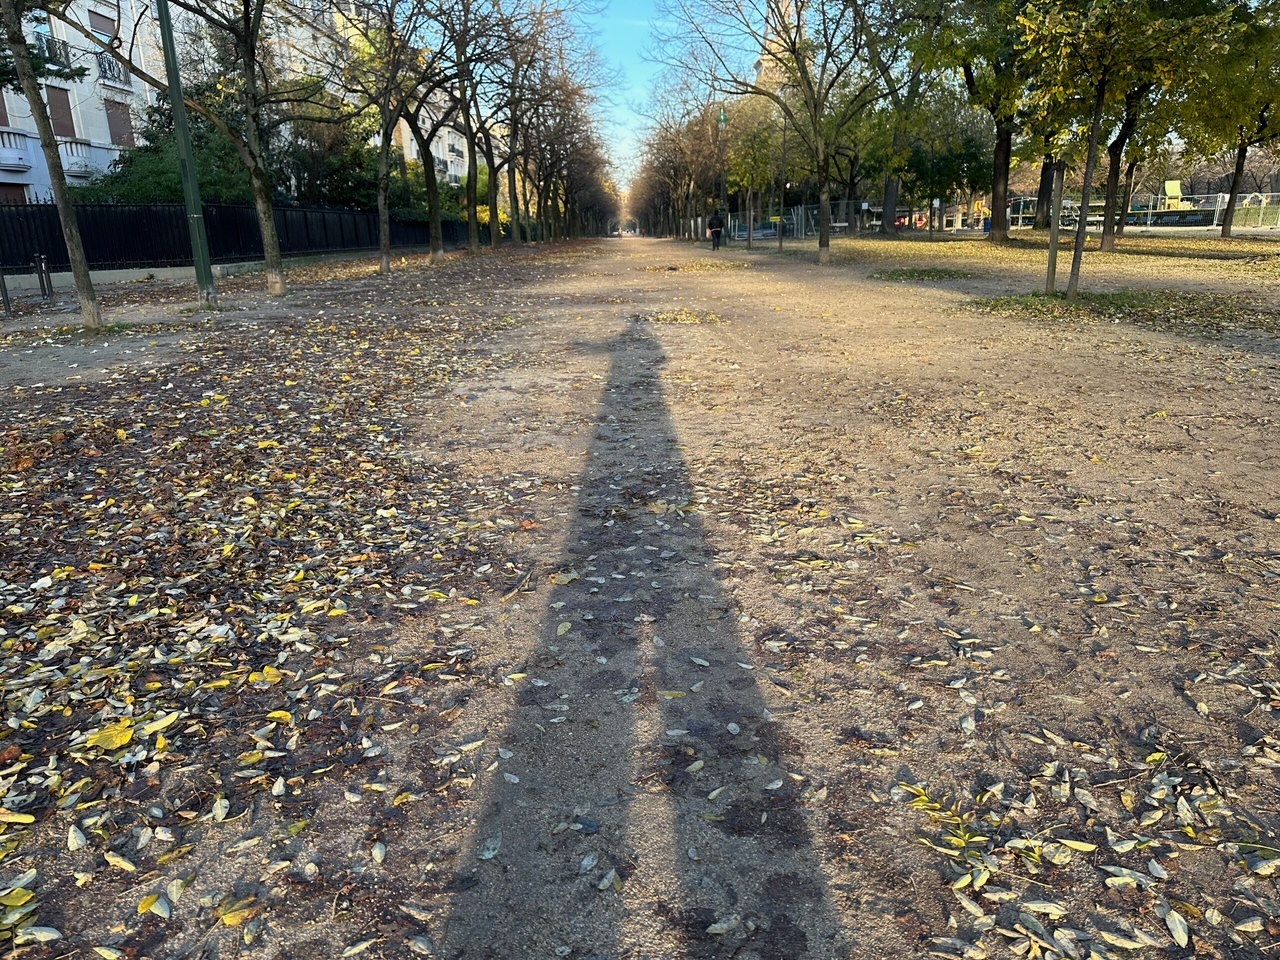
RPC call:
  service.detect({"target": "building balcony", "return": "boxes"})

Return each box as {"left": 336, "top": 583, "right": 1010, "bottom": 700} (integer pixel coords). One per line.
{"left": 97, "top": 52, "right": 130, "bottom": 87}
{"left": 57, "top": 138, "right": 93, "bottom": 178}
{"left": 35, "top": 34, "right": 72, "bottom": 68}
{"left": 0, "top": 129, "right": 33, "bottom": 172}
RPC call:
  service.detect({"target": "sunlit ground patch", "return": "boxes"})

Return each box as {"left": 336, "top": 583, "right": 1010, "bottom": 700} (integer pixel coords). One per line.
{"left": 975, "top": 290, "right": 1280, "bottom": 336}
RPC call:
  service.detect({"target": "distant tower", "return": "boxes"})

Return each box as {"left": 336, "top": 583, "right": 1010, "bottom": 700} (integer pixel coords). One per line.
{"left": 754, "top": 0, "right": 798, "bottom": 90}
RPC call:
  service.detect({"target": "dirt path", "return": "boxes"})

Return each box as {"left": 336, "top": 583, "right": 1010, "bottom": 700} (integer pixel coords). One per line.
{"left": 2, "top": 238, "right": 1276, "bottom": 959}
{"left": 405, "top": 239, "right": 1279, "bottom": 958}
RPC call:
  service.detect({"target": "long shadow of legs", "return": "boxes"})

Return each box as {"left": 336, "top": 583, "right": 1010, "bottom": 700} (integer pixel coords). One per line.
{"left": 442, "top": 323, "right": 846, "bottom": 959}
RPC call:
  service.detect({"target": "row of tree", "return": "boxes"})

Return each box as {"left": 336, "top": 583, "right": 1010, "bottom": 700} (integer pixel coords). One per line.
{"left": 633, "top": 0, "right": 1280, "bottom": 295}
{"left": 0, "top": 0, "right": 620, "bottom": 324}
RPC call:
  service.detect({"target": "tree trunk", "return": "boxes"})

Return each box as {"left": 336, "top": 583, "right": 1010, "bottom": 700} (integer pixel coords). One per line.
{"left": 519, "top": 161, "right": 533, "bottom": 240}
{"left": 817, "top": 165, "right": 832, "bottom": 265}
{"left": 2, "top": 0, "right": 101, "bottom": 327}
{"left": 238, "top": 56, "right": 285, "bottom": 295}
{"left": 455, "top": 55, "right": 480, "bottom": 253}
{"left": 1099, "top": 137, "right": 1124, "bottom": 253}
{"left": 404, "top": 113, "right": 445, "bottom": 261}
{"left": 1034, "top": 151, "right": 1054, "bottom": 230}
{"left": 377, "top": 114, "right": 394, "bottom": 275}
{"left": 487, "top": 157, "right": 501, "bottom": 247}
{"left": 247, "top": 159, "right": 285, "bottom": 295}
{"left": 1066, "top": 83, "right": 1107, "bottom": 300}
{"left": 881, "top": 175, "right": 900, "bottom": 234}
{"left": 845, "top": 161, "right": 859, "bottom": 231}
{"left": 1046, "top": 160, "right": 1064, "bottom": 294}
{"left": 1100, "top": 89, "right": 1146, "bottom": 253}
{"left": 507, "top": 143, "right": 522, "bottom": 243}
{"left": 464, "top": 130, "right": 480, "bottom": 251}
{"left": 989, "top": 118, "right": 1013, "bottom": 242}
{"left": 1221, "top": 136, "right": 1248, "bottom": 239}
{"left": 1116, "top": 157, "right": 1138, "bottom": 238}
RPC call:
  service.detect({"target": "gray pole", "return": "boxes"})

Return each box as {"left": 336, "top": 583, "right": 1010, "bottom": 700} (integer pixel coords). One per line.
{"left": 778, "top": 112, "right": 786, "bottom": 253}
{"left": 155, "top": 0, "right": 216, "bottom": 307}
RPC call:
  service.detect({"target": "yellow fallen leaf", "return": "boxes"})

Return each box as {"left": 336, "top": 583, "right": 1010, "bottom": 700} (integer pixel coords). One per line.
{"left": 104, "top": 851, "right": 137, "bottom": 872}
{"left": 266, "top": 710, "right": 294, "bottom": 725}
{"left": 0, "top": 810, "right": 35, "bottom": 825}
{"left": 141, "top": 711, "right": 180, "bottom": 736}
{"left": 1059, "top": 839, "right": 1098, "bottom": 852}
{"left": 220, "top": 906, "right": 259, "bottom": 926}
{"left": 87, "top": 723, "right": 134, "bottom": 750}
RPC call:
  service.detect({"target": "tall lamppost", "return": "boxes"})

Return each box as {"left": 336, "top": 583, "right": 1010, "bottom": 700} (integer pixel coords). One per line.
{"left": 156, "top": 0, "right": 216, "bottom": 307}
{"left": 717, "top": 105, "right": 729, "bottom": 221}
{"left": 778, "top": 108, "right": 787, "bottom": 253}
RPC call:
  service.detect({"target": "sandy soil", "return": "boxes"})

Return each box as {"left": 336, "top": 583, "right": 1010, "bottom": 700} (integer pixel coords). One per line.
{"left": 1, "top": 236, "right": 1277, "bottom": 960}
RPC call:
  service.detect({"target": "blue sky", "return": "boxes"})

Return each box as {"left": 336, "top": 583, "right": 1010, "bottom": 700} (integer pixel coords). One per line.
{"left": 584, "top": 0, "right": 666, "bottom": 186}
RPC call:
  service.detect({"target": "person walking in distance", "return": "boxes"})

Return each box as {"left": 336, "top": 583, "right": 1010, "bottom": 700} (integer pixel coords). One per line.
{"left": 708, "top": 210, "right": 724, "bottom": 251}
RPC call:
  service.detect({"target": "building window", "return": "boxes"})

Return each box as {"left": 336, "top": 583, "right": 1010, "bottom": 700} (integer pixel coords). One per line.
{"left": 0, "top": 184, "right": 27, "bottom": 203}
{"left": 0, "top": 93, "right": 8, "bottom": 127}
{"left": 88, "top": 10, "right": 115, "bottom": 38}
{"left": 105, "top": 100, "right": 133, "bottom": 146}
{"left": 45, "top": 86, "right": 75, "bottom": 138}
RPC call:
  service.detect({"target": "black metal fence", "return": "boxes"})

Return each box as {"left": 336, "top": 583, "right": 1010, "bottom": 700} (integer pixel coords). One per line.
{"left": 0, "top": 202, "right": 465, "bottom": 272}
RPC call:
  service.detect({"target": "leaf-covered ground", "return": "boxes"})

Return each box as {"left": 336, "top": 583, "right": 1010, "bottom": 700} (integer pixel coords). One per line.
{"left": 1, "top": 236, "right": 1277, "bottom": 959}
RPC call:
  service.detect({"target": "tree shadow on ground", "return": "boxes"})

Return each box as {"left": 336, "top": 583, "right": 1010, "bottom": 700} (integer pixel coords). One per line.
{"left": 440, "top": 323, "right": 849, "bottom": 959}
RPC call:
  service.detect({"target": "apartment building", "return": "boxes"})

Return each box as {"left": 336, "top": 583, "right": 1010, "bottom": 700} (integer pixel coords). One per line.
{"left": 395, "top": 116, "right": 467, "bottom": 186}
{"left": 0, "top": 0, "right": 157, "bottom": 202}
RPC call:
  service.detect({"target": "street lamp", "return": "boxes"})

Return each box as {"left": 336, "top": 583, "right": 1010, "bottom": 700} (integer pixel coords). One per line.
{"left": 778, "top": 108, "right": 787, "bottom": 252}
{"left": 717, "top": 105, "right": 729, "bottom": 225}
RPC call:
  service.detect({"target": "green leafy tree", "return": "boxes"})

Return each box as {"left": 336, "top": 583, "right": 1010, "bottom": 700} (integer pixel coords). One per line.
{"left": 278, "top": 108, "right": 382, "bottom": 209}
{"left": 901, "top": 88, "right": 993, "bottom": 222}
{"left": 660, "top": 0, "right": 885, "bottom": 265}
{"left": 1019, "top": 0, "right": 1230, "bottom": 297}
{"left": 926, "top": 0, "right": 1029, "bottom": 242}
{"left": 724, "top": 95, "right": 779, "bottom": 248}
{"left": 1183, "top": 1, "right": 1280, "bottom": 237}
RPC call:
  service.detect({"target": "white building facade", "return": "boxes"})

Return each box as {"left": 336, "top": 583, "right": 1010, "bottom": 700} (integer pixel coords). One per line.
{"left": 0, "top": 0, "right": 158, "bottom": 202}
{"left": 394, "top": 112, "right": 468, "bottom": 187}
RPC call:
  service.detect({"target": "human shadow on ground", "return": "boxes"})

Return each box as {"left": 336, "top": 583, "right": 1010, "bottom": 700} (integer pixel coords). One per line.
{"left": 440, "top": 323, "right": 849, "bottom": 959}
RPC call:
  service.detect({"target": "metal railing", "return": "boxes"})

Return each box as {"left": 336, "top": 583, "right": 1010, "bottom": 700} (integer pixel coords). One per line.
{"left": 96, "top": 51, "right": 129, "bottom": 85}
{"left": 35, "top": 33, "right": 72, "bottom": 67}
{"left": 725, "top": 194, "right": 1280, "bottom": 239}
{"left": 1010, "top": 192, "right": 1280, "bottom": 230}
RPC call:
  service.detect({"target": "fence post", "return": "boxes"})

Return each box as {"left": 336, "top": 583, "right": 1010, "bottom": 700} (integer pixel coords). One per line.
{"left": 0, "top": 269, "right": 10, "bottom": 319}
{"left": 1214, "top": 192, "right": 1225, "bottom": 227}
{"left": 32, "top": 255, "right": 50, "bottom": 299}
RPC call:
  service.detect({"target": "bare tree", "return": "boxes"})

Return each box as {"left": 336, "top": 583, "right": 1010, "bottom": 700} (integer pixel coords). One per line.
{"left": 56, "top": 0, "right": 346, "bottom": 295}
{"left": 339, "top": 0, "right": 441, "bottom": 274}
{"left": 1, "top": 0, "right": 102, "bottom": 326}
{"left": 658, "top": 0, "right": 884, "bottom": 264}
